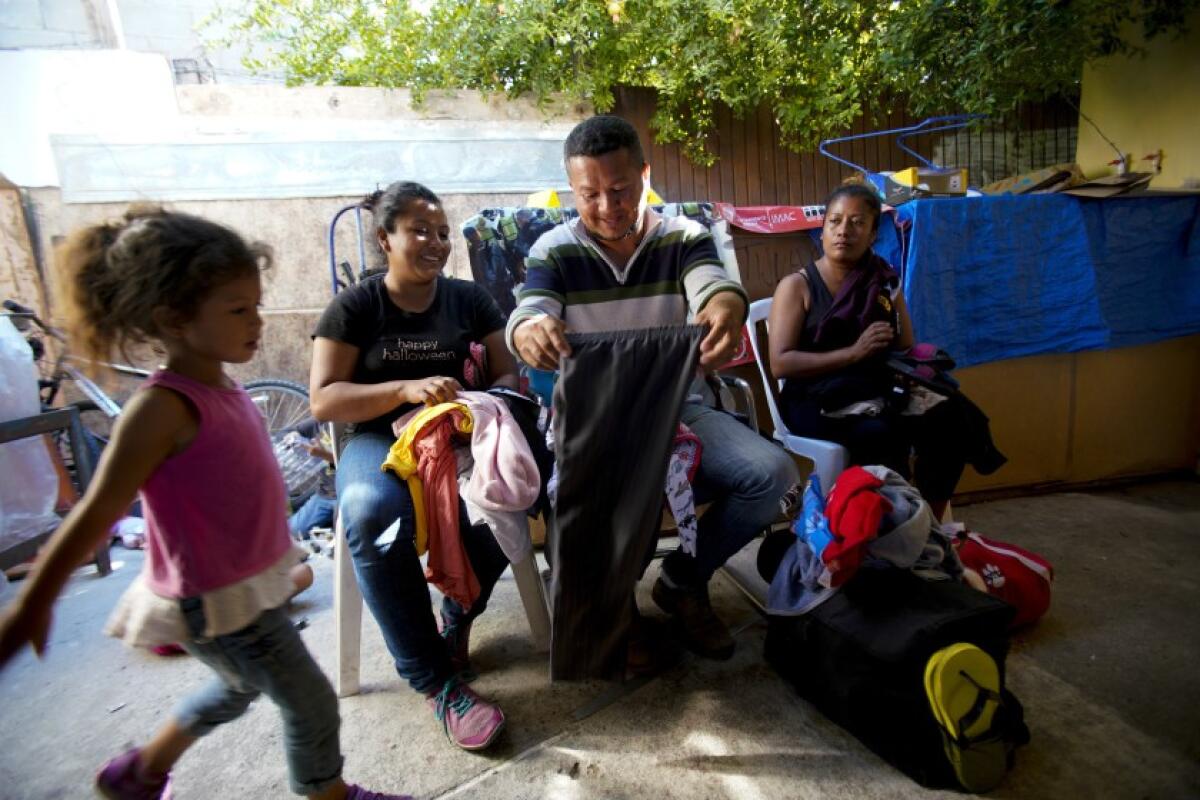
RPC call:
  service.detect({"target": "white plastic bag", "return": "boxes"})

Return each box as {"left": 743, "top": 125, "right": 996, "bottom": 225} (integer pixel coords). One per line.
{"left": 0, "top": 316, "right": 60, "bottom": 550}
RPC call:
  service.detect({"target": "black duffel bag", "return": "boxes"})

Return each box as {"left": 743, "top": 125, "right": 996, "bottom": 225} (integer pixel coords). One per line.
{"left": 762, "top": 564, "right": 1028, "bottom": 789}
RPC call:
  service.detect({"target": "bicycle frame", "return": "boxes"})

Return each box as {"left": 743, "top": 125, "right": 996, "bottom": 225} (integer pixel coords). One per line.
{"left": 328, "top": 203, "right": 371, "bottom": 294}
{"left": 57, "top": 360, "right": 141, "bottom": 418}
{"left": 3, "top": 303, "right": 146, "bottom": 418}
{"left": 6, "top": 300, "right": 318, "bottom": 498}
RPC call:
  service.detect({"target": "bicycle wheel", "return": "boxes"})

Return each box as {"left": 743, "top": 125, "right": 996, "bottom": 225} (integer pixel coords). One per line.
{"left": 243, "top": 379, "right": 313, "bottom": 437}
{"left": 243, "top": 379, "right": 325, "bottom": 501}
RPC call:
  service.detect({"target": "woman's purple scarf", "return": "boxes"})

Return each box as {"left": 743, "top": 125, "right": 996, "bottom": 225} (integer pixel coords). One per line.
{"left": 811, "top": 252, "right": 899, "bottom": 350}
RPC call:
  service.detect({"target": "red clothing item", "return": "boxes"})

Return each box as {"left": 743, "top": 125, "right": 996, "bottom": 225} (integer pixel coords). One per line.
{"left": 413, "top": 410, "right": 480, "bottom": 610}
{"left": 955, "top": 530, "right": 1054, "bottom": 628}
{"left": 822, "top": 466, "right": 892, "bottom": 587}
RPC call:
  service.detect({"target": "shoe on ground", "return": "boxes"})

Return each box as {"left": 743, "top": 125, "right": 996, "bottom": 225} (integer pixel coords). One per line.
{"left": 428, "top": 678, "right": 505, "bottom": 751}
{"left": 345, "top": 784, "right": 415, "bottom": 800}
{"left": 651, "top": 577, "right": 736, "bottom": 660}
{"left": 149, "top": 643, "right": 186, "bottom": 657}
{"left": 625, "top": 613, "right": 683, "bottom": 680}
{"left": 95, "top": 749, "right": 173, "bottom": 800}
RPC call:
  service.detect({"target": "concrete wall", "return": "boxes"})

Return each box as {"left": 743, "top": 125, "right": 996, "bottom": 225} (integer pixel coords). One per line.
{"left": 0, "top": 188, "right": 50, "bottom": 321}
{"left": 0, "top": 58, "right": 587, "bottom": 390}
{"left": 176, "top": 84, "right": 589, "bottom": 123}
{"left": 0, "top": 49, "right": 180, "bottom": 189}
{"left": 0, "top": 0, "right": 115, "bottom": 49}
{"left": 2, "top": 50, "right": 588, "bottom": 194}
{"left": 1076, "top": 9, "right": 1200, "bottom": 186}
{"left": 21, "top": 187, "right": 536, "bottom": 388}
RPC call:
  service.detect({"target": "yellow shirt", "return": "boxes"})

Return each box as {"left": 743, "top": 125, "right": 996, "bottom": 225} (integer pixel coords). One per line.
{"left": 380, "top": 402, "right": 473, "bottom": 555}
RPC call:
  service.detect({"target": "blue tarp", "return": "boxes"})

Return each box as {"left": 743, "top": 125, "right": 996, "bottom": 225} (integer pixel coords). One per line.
{"left": 870, "top": 194, "right": 1200, "bottom": 368}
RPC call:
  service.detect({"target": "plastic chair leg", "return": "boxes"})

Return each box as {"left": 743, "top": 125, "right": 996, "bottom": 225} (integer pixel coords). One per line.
{"left": 813, "top": 448, "right": 849, "bottom": 496}
{"left": 333, "top": 513, "right": 553, "bottom": 693}
{"left": 511, "top": 553, "right": 551, "bottom": 652}
{"left": 334, "top": 514, "right": 363, "bottom": 698}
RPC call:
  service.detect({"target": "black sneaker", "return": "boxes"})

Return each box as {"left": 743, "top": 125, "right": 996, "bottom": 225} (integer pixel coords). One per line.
{"left": 651, "top": 578, "right": 736, "bottom": 660}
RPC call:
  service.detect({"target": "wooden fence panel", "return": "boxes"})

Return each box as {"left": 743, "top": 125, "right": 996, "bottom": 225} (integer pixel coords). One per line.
{"left": 613, "top": 87, "right": 1079, "bottom": 206}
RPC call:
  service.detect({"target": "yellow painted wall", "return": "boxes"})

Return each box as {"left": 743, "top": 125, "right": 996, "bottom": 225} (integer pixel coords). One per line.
{"left": 737, "top": 335, "right": 1200, "bottom": 494}
{"left": 1076, "top": 10, "right": 1200, "bottom": 187}
{"left": 954, "top": 336, "right": 1200, "bottom": 493}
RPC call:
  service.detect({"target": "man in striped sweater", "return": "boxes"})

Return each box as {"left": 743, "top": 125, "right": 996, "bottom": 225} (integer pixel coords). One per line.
{"left": 508, "top": 115, "right": 799, "bottom": 660}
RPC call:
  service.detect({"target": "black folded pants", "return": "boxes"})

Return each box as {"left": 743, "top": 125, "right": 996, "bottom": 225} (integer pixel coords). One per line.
{"left": 549, "top": 325, "right": 703, "bottom": 680}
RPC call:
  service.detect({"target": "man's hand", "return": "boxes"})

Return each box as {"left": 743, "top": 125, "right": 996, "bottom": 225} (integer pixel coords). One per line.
{"left": 513, "top": 316, "right": 572, "bottom": 371}
{"left": 695, "top": 291, "right": 746, "bottom": 369}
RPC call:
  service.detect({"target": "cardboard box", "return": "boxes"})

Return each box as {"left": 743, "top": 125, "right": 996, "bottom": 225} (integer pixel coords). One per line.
{"left": 865, "top": 171, "right": 922, "bottom": 206}
{"left": 891, "top": 166, "right": 968, "bottom": 195}
{"left": 1062, "top": 172, "right": 1153, "bottom": 198}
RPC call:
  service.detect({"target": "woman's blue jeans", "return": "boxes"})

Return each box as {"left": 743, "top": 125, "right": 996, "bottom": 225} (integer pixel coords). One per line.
{"left": 335, "top": 431, "right": 509, "bottom": 695}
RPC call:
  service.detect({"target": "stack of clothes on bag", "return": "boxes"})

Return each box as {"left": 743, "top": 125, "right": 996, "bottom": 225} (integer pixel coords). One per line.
{"left": 767, "top": 465, "right": 964, "bottom": 616}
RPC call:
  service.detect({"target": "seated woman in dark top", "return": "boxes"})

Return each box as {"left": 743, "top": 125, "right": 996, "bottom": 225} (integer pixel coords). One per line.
{"left": 768, "top": 184, "right": 979, "bottom": 520}
{"left": 309, "top": 181, "right": 516, "bottom": 752}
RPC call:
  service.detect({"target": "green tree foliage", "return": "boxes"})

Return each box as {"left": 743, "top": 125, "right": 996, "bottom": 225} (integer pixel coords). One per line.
{"left": 209, "top": 0, "right": 1198, "bottom": 165}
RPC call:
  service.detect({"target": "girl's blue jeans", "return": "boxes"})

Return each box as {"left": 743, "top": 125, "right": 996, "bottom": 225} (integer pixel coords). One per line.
{"left": 335, "top": 431, "right": 509, "bottom": 695}
{"left": 176, "top": 607, "right": 343, "bottom": 796}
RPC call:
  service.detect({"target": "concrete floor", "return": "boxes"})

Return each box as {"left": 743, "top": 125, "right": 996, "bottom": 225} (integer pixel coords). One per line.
{"left": 1, "top": 478, "right": 1198, "bottom": 799}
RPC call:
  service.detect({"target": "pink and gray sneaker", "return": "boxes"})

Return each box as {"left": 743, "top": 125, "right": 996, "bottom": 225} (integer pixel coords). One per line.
{"left": 95, "top": 749, "right": 173, "bottom": 800}
{"left": 345, "top": 784, "right": 414, "bottom": 800}
{"left": 428, "top": 678, "right": 505, "bottom": 750}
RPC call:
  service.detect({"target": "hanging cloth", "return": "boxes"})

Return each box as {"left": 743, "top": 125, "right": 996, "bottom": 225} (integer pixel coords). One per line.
{"left": 383, "top": 401, "right": 472, "bottom": 555}
{"left": 549, "top": 325, "right": 704, "bottom": 681}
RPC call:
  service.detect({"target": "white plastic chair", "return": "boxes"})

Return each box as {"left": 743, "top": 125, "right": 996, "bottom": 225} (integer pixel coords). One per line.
{"left": 323, "top": 197, "right": 551, "bottom": 697}
{"left": 328, "top": 420, "right": 552, "bottom": 697}
{"left": 745, "top": 297, "right": 849, "bottom": 492}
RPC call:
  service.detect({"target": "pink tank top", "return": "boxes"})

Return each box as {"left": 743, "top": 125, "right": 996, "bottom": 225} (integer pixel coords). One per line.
{"left": 138, "top": 370, "right": 292, "bottom": 598}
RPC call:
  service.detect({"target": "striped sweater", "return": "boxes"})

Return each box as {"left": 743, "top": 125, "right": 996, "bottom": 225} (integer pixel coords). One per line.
{"left": 505, "top": 209, "right": 747, "bottom": 354}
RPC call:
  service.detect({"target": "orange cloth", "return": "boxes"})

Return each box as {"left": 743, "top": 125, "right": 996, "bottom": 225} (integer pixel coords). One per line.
{"left": 413, "top": 410, "right": 480, "bottom": 610}
{"left": 381, "top": 402, "right": 471, "bottom": 555}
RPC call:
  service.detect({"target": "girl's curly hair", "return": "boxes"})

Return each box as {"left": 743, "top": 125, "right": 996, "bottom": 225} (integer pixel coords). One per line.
{"left": 55, "top": 206, "right": 271, "bottom": 368}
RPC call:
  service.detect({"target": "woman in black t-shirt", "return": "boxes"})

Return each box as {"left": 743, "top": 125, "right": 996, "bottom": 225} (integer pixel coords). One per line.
{"left": 310, "top": 182, "right": 515, "bottom": 750}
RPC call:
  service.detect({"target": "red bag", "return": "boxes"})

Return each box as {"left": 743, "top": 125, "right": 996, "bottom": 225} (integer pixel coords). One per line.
{"left": 955, "top": 531, "right": 1054, "bottom": 628}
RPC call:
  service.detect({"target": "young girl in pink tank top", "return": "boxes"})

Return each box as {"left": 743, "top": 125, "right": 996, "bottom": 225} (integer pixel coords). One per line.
{"left": 0, "top": 209, "right": 409, "bottom": 800}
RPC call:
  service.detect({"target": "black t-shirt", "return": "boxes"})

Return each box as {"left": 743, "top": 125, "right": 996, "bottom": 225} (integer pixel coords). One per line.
{"left": 313, "top": 274, "right": 507, "bottom": 440}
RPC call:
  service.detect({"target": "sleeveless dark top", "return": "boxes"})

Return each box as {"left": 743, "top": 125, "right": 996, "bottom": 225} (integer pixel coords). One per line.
{"left": 780, "top": 263, "right": 892, "bottom": 412}
{"left": 798, "top": 263, "right": 834, "bottom": 351}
